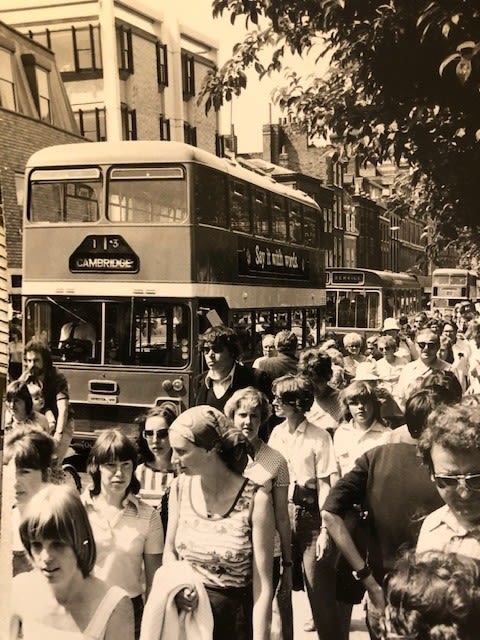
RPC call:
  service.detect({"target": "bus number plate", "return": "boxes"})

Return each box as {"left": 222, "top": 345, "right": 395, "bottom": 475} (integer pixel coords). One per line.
{"left": 88, "top": 394, "right": 119, "bottom": 404}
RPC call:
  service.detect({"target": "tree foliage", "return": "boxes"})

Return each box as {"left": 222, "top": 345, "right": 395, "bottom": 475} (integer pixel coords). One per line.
{"left": 199, "top": 0, "right": 480, "bottom": 257}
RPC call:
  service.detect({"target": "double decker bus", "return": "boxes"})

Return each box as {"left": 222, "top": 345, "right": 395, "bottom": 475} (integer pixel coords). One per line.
{"left": 431, "top": 268, "right": 478, "bottom": 317}
{"left": 22, "top": 141, "right": 328, "bottom": 448}
{"left": 325, "top": 267, "right": 422, "bottom": 336}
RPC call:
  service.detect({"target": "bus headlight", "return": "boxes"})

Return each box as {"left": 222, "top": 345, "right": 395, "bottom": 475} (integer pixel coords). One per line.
{"left": 162, "top": 378, "right": 184, "bottom": 393}
{"left": 172, "top": 378, "right": 184, "bottom": 392}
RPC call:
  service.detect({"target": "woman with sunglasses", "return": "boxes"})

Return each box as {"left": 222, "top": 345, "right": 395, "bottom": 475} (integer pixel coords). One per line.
{"left": 136, "top": 403, "right": 178, "bottom": 533}
{"left": 417, "top": 401, "right": 480, "bottom": 558}
{"left": 268, "top": 374, "right": 339, "bottom": 640}
{"left": 83, "top": 429, "right": 163, "bottom": 639}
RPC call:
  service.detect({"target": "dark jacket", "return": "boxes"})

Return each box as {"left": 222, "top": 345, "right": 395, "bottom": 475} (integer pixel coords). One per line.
{"left": 195, "top": 363, "right": 272, "bottom": 412}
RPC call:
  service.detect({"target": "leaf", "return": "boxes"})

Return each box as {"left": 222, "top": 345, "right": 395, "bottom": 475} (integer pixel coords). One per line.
{"left": 441, "top": 22, "right": 450, "bottom": 38}
{"left": 439, "top": 52, "right": 460, "bottom": 76}
{"left": 456, "top": 58, "right": 472, "bottom": 84}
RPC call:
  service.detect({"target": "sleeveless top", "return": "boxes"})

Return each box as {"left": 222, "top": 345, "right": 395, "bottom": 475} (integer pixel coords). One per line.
{"left": 175, "top": 476, "right": 258, "bottom": 589}
{"left": 12, "top": 572, "right": 127, "bottom": 640}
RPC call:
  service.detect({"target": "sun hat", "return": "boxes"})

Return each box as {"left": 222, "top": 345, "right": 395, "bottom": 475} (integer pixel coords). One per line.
{"left": 382, "top": 317, "right": 400, "bottom": 332}
{"left": 353, "top": 361, "right": 379, "bottom": 382}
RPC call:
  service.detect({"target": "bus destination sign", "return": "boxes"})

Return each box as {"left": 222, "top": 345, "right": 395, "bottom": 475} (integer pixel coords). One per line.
{"left": 331, "top": 271, "right": 365, "bottom": 285}
{"left": 69, "top": 235, "right": 139, "bottom": 273}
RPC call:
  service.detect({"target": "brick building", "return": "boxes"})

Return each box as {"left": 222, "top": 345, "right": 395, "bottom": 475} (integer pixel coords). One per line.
{"left": 0, "top": 21, "right": 83, "bottom": 314}
{"left": 261, "top": 120, "right": 426, "bottom": 273}
{"left": 0, "top": 0, "right": 221, "bottom": 151}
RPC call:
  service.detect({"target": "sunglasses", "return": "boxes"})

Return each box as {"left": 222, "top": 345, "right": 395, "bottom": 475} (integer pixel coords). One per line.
{"left": 144, "top": 428, "right": 169, "bottom": 439}
{"left": 417, "top": 342, "right": 438, "bottom": 350}
{"left": 201, "top": 344, "right": 224, "bottom": 354}
{"left": 433, "top": 472, "right": 480, "bottom": 492}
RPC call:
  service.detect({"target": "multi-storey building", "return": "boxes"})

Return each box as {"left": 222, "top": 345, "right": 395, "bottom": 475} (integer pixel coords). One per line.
{"left": 0, "top": 20, "right": 83, "bottom": 315}
{"left": 262, "top": 119, "right": 427, "bottom": 274}
{"left": 0, "top": 0, "right": 221, "bottom": 150}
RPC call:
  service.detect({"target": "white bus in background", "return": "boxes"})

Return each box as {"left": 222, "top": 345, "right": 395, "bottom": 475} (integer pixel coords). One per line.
{"left": 431, "top": 268, "right": 478, "bottom": 318}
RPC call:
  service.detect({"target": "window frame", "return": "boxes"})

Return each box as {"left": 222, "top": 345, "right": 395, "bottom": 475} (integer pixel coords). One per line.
{"left": 0, "top": 47, "right": 16, "bottom": 111}
{"left": 181, "top": 52, "right": 195, "bottom": 99}
{"left": 156, "top": 42, "right": 168, "bottom": 87}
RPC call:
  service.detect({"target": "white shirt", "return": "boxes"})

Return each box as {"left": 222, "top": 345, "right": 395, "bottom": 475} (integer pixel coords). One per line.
{"left": 396, "top": 357, "right": 451, "bottom": 408}
{"left": 333, "top": 419, "right": 391, "bottom": 476}
{"left": 205, "top": 363, "right": 236, "bottom": 399}
{"left": 417, "top": 504, "right": 480, "bottom": 561}
{"left": 268, "top": 419, "right": 338, "bottom": 493}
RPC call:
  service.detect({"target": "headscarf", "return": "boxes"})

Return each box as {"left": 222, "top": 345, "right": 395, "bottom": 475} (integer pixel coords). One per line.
{"left": 170, "top": 405, "right": 251, "bottom": 473}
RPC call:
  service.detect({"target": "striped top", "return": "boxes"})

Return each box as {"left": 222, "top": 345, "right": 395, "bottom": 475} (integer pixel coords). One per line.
{"left": 136, "top": 463, "right": 176, "bottom": 509}
{"left": 83, "top": 492, "right": 164, "bottom": 597}
{"left": 175, "top": 476, "right": 257, "bottom": 588}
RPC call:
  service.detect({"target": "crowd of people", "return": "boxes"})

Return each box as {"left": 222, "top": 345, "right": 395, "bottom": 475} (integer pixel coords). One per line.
{"left": 6, "top": 304, "right": 480, "bottom": 640}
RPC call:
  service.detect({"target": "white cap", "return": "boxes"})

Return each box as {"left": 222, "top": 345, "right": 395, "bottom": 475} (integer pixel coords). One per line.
{"left": 353, "top": 362, "right": 379, "bottom": 382}
{"left": 382, "top": 317, "right": 400, "bottom": 331}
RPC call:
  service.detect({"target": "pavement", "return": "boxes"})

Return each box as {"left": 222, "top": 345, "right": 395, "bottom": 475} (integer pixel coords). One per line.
{"left": 290, "top": 591, "right": 369, "bottom": 640}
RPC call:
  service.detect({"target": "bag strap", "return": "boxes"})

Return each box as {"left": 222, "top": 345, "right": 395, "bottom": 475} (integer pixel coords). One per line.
{"left": 84, "top": 586, "right": 127, "bottom": 639}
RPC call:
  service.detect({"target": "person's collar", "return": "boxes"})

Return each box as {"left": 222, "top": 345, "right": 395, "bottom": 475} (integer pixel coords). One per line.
{"left": 83, "top": 490, "right": 140, "bottom": 512}
{"left": 205, "top": 362, "right": 236, "bottom": 388}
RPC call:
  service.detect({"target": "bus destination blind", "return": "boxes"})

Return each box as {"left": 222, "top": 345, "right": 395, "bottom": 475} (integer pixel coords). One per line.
{"left": 69, "top": 235, "right": 139, "bottom": 273}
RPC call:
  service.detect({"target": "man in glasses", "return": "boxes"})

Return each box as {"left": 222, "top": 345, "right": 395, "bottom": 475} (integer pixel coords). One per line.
{"left": 195, "top": 325, "right": 271, "bottom": 412}
{"left": 417, "top": 401, "right": 480, "bottom": 559}
{"left": 395, "top": 329, "right": 452, "bottom": 409}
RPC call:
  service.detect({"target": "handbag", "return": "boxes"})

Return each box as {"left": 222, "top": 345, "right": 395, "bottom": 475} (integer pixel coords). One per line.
{"left": 335, "top": 506, "right": 369, "bottom": 604}
{"left": 291, "top": 483, "right": 318, "bottom": 510}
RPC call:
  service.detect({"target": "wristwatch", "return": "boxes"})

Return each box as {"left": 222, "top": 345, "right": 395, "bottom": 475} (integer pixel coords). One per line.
{"left": 352, "top": 564, "right": 372, "bottom": 581}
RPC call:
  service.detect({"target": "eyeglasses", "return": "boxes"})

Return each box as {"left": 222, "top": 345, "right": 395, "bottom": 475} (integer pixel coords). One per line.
{"left": 144, "top": 428, "right": 169, "bottom": 439}
{"left": 433, "top": 472, "right": 480, "bottom": 492}
{"left": 201, "top": 344, "right": 224, "bottom": 354}
{"left": 417, "top": 342, "right": 438, "bottom": 350}
{"left": 378, "top": 347, "right": 394, "bottom": 352}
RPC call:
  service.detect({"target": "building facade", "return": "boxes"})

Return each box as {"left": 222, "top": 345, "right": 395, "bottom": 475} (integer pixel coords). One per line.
{"left": 0, "top": 0, "right": 221, "bottom": 151}
{"left": 0, "top": 20, "right": 83, "bottom": 315}
{"left": 262, "top": 120, "right": 427, "bottom": 274}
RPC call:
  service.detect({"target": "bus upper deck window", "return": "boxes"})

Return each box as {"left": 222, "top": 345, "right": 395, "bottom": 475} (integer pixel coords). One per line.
{"left": 29, "top": 169, "right": 101, "bottom": 223}
{"left": 108, "top": 167, "right": 187, "bottom": 224}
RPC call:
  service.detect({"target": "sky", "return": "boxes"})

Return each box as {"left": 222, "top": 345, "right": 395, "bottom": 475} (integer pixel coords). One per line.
{"left": 160, "top": 0, "right": 326, "bottom": 153}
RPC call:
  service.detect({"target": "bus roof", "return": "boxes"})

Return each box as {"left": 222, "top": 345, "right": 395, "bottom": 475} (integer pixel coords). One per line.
{"left": 26, "top": 141, "right": 319, "bottom": 209}
{"left": 432, "top": 268, "right": 477, "bottom": 276}
{"left": 326, "top": 267, "right": 420, "bottom": 287}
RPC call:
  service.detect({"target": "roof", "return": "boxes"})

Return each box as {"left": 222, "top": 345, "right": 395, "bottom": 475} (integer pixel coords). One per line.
{"left": 27, "top": 141, "right": 319, "bottom": 208}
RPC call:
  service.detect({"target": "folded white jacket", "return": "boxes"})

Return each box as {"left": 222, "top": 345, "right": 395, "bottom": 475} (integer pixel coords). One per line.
{"left": 140, "top": 561, "right": 214, "bottom": 640}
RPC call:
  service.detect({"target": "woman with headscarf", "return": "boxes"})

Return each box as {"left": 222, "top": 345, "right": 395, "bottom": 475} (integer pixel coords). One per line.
{"left": 156, "top": 405, "right": 274, "bottom": 640}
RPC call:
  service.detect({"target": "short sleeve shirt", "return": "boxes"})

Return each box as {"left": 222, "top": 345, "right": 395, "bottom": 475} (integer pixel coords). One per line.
{"left": 416, "top": 504, "right": 480, "bottom": 561}
{"left": 82, "top": 492, "right": 164, "bottom": 597}
{"left": 268, "top": 419, "right": 337, "bottom": 491}
{"left": 243, "top": 441, "right": 289, "bottom": 491}
{"left": 333, "top": 419, "right": 391, "bottom": 476}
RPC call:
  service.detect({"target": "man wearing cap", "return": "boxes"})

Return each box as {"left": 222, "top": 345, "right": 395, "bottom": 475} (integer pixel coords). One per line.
{"left": 396, "top": 329, "right": 452, "bottom": 410}
{"left": 381, "top": 317, "right": 416, "bottom": 362}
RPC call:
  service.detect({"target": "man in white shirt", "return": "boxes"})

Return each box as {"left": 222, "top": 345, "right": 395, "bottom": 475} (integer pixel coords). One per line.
{"left": 417, "top": 401, "right": 480, "bottom": 561}
{"left": 396, "top": 329, "right": 451, "bottom": 409}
